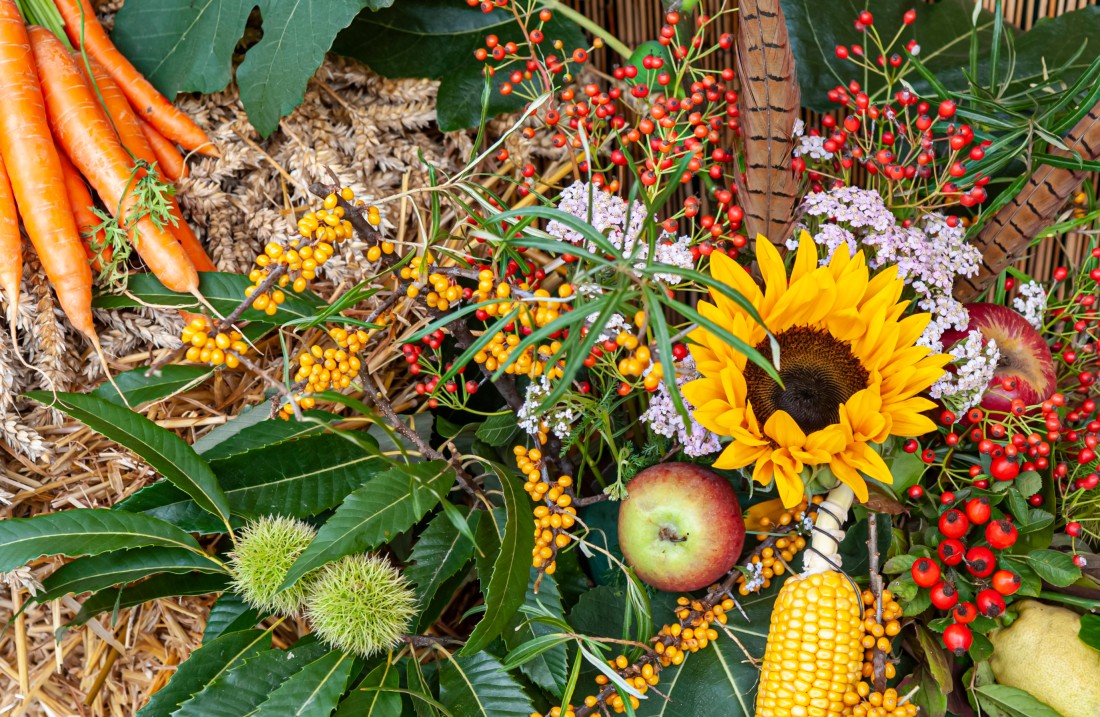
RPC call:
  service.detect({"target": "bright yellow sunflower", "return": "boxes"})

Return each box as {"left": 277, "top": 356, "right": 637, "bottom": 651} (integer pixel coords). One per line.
{"left": 683, "top": 232, "right": 950, "bottom": 507}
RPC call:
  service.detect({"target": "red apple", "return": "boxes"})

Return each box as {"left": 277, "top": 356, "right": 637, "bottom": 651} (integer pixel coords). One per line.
{"left": 941, "top": 303, "right": 1056, "bottom": 413}
{"left": 618, "top": 463, "right": 745, "bottom": 592}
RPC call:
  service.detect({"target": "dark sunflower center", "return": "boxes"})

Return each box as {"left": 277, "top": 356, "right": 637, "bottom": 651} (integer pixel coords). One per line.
{"left": 742, "top": 326, "right": 870, "bottom": 435}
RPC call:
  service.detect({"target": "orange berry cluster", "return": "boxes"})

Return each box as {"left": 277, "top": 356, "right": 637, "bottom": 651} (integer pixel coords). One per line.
{"left": 858, "top": 589, "right": 902, "bottom": 678}
{"left": 514, "top": 445, "right": 576, "bottom": 576}
{"left": 293, "top": 327, "right": 369, "bottom": 393}
{"left": 735, "top": 498, "right": 814, "bottom": 596}
{"left": 843, "top": 590, "right": 916, "bottom": 716}
{"left": 248, "top": 188, "right": 374, "bottom": 313}
{"left": 469, "top": 276, "right": 573, "bottom": 381}
{"left": 279, "top": 326, "right": 370, "bottom": 420}
{"left": 180, "top": 315, "right": 248, "bottom": 368}
{"left": 607, "top": 320, "right": 664, "bottom": 392}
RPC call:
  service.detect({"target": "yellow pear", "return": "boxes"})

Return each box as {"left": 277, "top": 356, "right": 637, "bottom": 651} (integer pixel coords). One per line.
{"left": 989, "top": 599, "right": 1100, "bottom": 717}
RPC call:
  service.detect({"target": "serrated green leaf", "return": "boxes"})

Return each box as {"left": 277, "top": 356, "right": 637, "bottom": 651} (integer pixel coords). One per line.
{"left": 28, "top": 392, "right": 230, "bottom": 527}
{"left": 70, "top": 573, "right": 230, "bottom": 628}
{"left": 136, "top": 629, "right": 270, "bottom": 717}
{"left": 503, "top": 570, "right": 568, "bottom": 697}
{"left": 93, "top": 365, "right": 212, "bottom": 407}
{"left": 0, "top": 509, "right": 202, "bottom": 573}
{"left": 1015, "top": 472, "right": 1042, "bottom": 497}
{"left": 281, "top": 461, "right": 456, "bottom": 587}
{"left": 252, "top": 650, "right": 356, "bottom": 717}
{"left": 474, "top": 412, "right": 520, "bottom": 447}
{"left": 117, "top": 434, "right": 384, "bottom": 533}
{"left": 1026, "top": 549, "right": 1082, "bottom": 587}
{"left": 92, "top": 272, "right": 324, "bottom": 324}
{"left": 438, "top": 652, "right": 535, "bottom": 717}
{"left": 462, "top": 464, "right": 535, "bottom": 655}
{"left": 173, "top": 640, "right": 331, "bottom": 717}
{"left": 37, "top": 547, "right": 224, "bottom": 603}
{"left": 203, "top": 593, "right": 261, "bottom": 645}
{"left": 333, "top": 1, "right": 585, "bottom": 132}
{"left": 112, "top": 2, "right": 383, "bottom": 137}
{"left": 407, "top": 510, "right": 479, "bottom": 606}
{"left": 333, "top": 661, "right": 402, "bottom": 717}
{"left": 195, "top": 408, "right": 337, "bottom": 460}
{"left": 975, "top": 684, "right": 1067, "bottom": 717}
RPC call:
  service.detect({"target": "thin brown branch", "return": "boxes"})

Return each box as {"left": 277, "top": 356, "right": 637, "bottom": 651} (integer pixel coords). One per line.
{"left": 867, "top": 513, "right": 887, "bottom": 693}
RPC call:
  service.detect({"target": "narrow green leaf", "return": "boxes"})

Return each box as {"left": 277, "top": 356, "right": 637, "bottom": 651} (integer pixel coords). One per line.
{"left": 173, "top": 641, "right": 331, "bottom": 717}
{"left": 203, "top": 593, "right": 261, "bottom": 645}
{"left": 92, "top": 272, "right": 324, "bottom": 324}
{"left": 135, "top": 629, "right": 270, "bottom": 717}
{"left": 475, "top": 412, "right": 520, "bottom": 447}
{"left": 407, "top": 511, "right": 479, "bottom": 606}
{"left": 117, "top": 434, "right": 385, "bottom": 533}
{"left": 1026, "top": 549, "right": 1082, "bottom": 587}
{"left": 37, "top": 547, "right": 224, "bottom": 602}
{"left": 915, "top": 625, "right": 954, "bottom": 694}
{"left": 252, "top": 650, "right": 356, "bottom": 717}
{"left": 0, "top": 509, "right": 201, "bottom": 573}
{"left": 974, "top": 684, "right": 1067, "bottom": 717}
{"left": 195, "top": 407, "right": 338, "bottom": 460}
{"left": 28, "top": 392, "right": 230, "bottom": 527}
{"left": 93, "top": 365, "right": 212, "bottom": 407}
{"left": 333, "top": 661, "right": 402, "bottom": 717}
{"left": 281, "top": 461, "right": 456, "bottom": 587}
{"left": 70, "top": 573, "right": 230, "bottom": 628}
{"left": 438, "top": 652, "right": 535, "bottom": 717}
{"left": 503, "top": 571, "right": 568, "bottom": 696}
{"left": 461, "top": 464, "right": 535, "bottom": 655}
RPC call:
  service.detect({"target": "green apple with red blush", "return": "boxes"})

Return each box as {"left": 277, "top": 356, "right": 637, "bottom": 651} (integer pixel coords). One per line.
{"left": 618, "top": 462, "right": 745, "bottom": 592}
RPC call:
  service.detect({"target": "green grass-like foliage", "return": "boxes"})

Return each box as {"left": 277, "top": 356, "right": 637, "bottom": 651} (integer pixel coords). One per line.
{"left": 229, "top": 516, "right": 317, "bottom": 616}
{"left": 305, "top": 554, "right": 417, "bottom": 658}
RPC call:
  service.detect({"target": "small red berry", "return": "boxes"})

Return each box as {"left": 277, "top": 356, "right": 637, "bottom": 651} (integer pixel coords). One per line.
{"left": 907, "top": 485, "right": 925, "bottom": 500}
{"left": 939, "top": 100, "right": 957, "bottom": 118}
{"left": 939, "top": 509, "right": 970, "bottom": 539}
{"left": 1067, "top": 521, "right": 1083, "bottom": 537}
{"left": 965, "top": 496, "right": 992, "bottom": 525}
{"left": 912, "top": 558, "right": 942, "bottom": 588}
{"left": 953, "top": 602, "right": 977, "bottom": 624}
{"left": 943, "top": 623, "right": 973, "bottom": 656}
{"left": 903, "top": 438, "right": 919, "bottom": 453}
{"left": 986, "top": 519, "right": 1018, "bottom": 549}
{"left": 976, "top": 588, "right": 1006, "bottom": 617}
{"left": 930, "top": 581, "right": 959, "bottom": 610}
{"left": 1074, "top": 554, "right": 1088, "bottom": 568}
{"left": 991, "top": 569, "right": 1021, "bottom": 596}
{"left": 938, "top": 538, "right": 966, "bottom": 566}
{"left": 990, "top": 455, "right": 1020, "bottom": 481}
{"left": 965, "top": 546, "right": 996, "bottom": 578}
{"left": 941, "top": 491, "right": 956, "bottom": 505}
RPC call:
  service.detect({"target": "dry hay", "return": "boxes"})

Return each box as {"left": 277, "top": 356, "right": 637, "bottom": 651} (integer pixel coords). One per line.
{"left": 0, "top": 50, "right": 488, "bottom": 716}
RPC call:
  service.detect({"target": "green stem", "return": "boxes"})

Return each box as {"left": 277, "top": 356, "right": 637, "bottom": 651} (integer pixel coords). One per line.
{"left": 541, "top": 0, "right": 632, "bottom": 60}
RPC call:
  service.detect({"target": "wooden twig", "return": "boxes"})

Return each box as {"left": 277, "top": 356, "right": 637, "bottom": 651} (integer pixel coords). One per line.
{"left": 867, "top": 513, "right": 887, "bottom": 694}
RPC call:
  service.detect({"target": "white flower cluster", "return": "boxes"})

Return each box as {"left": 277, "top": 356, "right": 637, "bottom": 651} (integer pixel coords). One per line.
{"left": 793, "top": 134, "right": 835, "bottom": 161}
{"left": 589, "top": 312, "right": 632, "bottom": 343}
{"left": 517, "top": 376, "right": 576, "bottom": 440}
{"left": 639, "top": 357, "right": 721, "bottom": 457}
{"left": 1013, "top": 281, "right": 1047, "bottom": 331}
{"left": 547, "top": 181, "right": 693, "bottom": 284}
{"left": 795, "top": 187, "right": 981, "bottom": 353}
{"left": 930, "top": 329, "right": 1001, "bottom": 413}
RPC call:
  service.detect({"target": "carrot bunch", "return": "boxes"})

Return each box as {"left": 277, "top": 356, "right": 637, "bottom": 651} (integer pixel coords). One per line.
{"left": 0, "top": 0, "right": 216, "bottom": 342}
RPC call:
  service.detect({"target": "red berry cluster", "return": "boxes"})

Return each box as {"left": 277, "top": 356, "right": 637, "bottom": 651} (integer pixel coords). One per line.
{"left": 909, "top": 493, "right": 1021, "bottom": 656}
{"left": 796, "top": 6, "right": 989, "bottom": 217}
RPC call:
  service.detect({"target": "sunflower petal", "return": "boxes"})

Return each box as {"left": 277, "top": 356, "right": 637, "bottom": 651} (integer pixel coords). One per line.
{"left": 789, "top": 231, "right": 820, "bottom": 283}
{"left": 829, "top": 457, "right": 870, "bottom": 503}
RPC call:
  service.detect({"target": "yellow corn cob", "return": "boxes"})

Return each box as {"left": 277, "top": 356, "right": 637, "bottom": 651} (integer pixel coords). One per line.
{"left": 755, "top": 485, "right": 865, "bottom": 717}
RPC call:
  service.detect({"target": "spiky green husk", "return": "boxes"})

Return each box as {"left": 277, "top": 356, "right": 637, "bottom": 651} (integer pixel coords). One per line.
{"left": 229, "top": 516, "right": 317, "bottom": 616}
{"left": 304, "top": 554, "right": 417, "bottom": 657}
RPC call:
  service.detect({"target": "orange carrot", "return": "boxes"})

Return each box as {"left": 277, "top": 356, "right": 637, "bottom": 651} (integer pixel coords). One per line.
{"left": 139, "top": 119, "right": 188, "bottom": 181}
{"left": 79, "top": 53, "right": 215, "bottom": 274}
{"left": 0, "top": 7, "right": 94, "bottom": 338}
{"left": 0, "top": 153, "right": 21, "bottom": 314}
{"left": 29, "top": 26, "right": 198, "bottom": 295}
{"left": 54, "top": 0, "right": 218, "bottom": 157}
{"left": 56, "top": 151, "right": 111, "bottom": 272}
